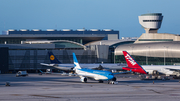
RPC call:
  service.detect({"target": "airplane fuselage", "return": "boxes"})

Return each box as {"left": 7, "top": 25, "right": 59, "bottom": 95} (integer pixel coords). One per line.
{"left": 142, "top": 65, "right": 180, "bottom": 76}
{"left": 75, "top": 68, "right": 115, "bottom": 81}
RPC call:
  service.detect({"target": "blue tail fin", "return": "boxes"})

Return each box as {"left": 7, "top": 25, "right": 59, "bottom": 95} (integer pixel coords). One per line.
{"left": 73, "top": 53, "right": 81, "bottom": 70}
{"left": 48, "top": 51, "right": 61, "bottom": 64}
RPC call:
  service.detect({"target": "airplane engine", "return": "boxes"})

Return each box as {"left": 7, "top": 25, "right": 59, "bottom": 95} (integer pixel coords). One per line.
{"left": 112, "top": 77, "right": 116, "bottom": 81}
{"left": 152, "top": 70, "right": 159, "bottom": 75}
{"left": 80, "top": 77, "right": 87, "bottom": 83}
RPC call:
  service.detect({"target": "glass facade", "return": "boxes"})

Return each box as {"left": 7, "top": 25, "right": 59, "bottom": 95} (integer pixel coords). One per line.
{"left": 8, "top": 50, "right": 100, "bottom": 71}
{"left": 54, "top": 42, "right": 83, "bottom": 48}
{"left": 0, "top": 39, "right": 25, "bottom": 44}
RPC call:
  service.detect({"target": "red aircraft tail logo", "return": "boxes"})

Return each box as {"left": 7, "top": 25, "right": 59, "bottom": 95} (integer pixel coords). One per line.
{"left": 122, "top": 51, "right": 147, "bottom": 74}
{"left": 125, "top": 54, "right": 136, "bottom": 66}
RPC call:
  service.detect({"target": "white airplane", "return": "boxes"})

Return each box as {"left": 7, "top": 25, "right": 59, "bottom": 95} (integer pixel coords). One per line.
{"left": 40, "top": 51, "right": 126, "bottom": 71}
{"left": 122, "top": 51, "right": 180, "bottom": 77}
{"left": 72, "top": 52, "right": 132, "bottom": 83}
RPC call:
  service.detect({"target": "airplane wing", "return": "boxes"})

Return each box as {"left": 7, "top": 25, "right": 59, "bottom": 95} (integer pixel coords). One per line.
{"left": 165, "top": 68, "right": 180, "bottom": 72}
{"left": 113, "top": 70, "right": 132, "bottom": 75}
{"left": 40, "top": 63, "right": 74, "bottom": 71}
{"left": 84, "top": 66, "right": 104, "bottom": 70}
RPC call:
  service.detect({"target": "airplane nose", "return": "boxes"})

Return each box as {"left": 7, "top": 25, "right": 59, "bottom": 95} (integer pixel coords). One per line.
{"left": 108, "top": 75, "right": 115, "bottom": 80}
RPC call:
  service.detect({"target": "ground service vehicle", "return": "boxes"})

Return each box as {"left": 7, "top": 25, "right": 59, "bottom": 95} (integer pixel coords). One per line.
{"left": 16, "top": 71, "right": 28, "bottom": 77}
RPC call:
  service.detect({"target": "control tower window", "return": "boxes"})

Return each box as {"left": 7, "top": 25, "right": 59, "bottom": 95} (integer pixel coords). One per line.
{"left": 143, "top": 20, "right": 162, "bottom": 22}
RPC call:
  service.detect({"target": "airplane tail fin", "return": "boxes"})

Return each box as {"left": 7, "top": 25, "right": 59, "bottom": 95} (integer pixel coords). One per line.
{"left": 73, "top": 53, "right": 81, "bottom": 70}
{"left": 122, "top": 51, "right": 147, "bottom": 74}
{"left": 48, "top": 51, "right": 61, "bottom": 64}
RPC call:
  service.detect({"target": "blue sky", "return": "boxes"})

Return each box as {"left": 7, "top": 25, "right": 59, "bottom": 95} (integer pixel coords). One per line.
{"left": 0, "top": 0, "right": 179, "bottom": 38}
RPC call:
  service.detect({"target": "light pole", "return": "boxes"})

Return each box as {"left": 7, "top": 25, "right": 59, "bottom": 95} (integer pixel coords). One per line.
{"left": 145, "top": 46, "right": 150, "bottom": 65}
{"left": 113, "top": 46, "right": 116, "bottom": 64}
{"left": 145, "top": 46, "right": 147, "bottom": 65}
{"left": 164, "top": 46, "right": 169, "bottom": 65}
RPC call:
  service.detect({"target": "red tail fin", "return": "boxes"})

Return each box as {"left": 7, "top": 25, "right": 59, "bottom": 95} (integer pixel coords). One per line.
{"left": 122, "top": 51, "right": 147, "bottom": 74}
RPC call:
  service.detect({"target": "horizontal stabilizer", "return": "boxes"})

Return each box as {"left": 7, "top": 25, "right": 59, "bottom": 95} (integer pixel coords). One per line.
{"left": 40, "top": 63, "right": 55, "bottom": 66}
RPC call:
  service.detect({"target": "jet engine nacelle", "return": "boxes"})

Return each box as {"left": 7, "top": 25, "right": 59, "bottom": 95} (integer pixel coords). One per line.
{"left": 112, "top": 77, "right": 116, "bottom": 81}
{"left": 152, "top": 70, "right": 159, "bottom": 75}
{"left": 80, "top": 77, "right": 87, "bottom": 83}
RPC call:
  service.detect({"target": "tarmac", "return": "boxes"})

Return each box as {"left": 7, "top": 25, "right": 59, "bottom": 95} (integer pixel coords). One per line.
{"left": 1, "top": 73, "right": 180, "bottom": 101}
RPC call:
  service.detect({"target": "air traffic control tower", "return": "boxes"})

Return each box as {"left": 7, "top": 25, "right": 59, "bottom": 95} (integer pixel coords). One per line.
{"left": 135, "top": 13, "right": 180, "bottom": 43}
{"left": 138, "top": 13, "right": 163, "bottom": 33}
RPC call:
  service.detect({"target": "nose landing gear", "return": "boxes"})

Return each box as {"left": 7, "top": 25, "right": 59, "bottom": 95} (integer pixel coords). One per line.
{"left": 108, "top": 77, "right": 118, "bottom": 84}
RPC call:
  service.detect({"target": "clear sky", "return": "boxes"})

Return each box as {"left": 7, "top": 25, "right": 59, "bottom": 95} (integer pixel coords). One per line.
{"left": 0, "top": 0, "right": 179, "bottom": 38}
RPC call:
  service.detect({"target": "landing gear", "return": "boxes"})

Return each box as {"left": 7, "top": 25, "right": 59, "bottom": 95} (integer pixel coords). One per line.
{"left": 107, "top": 77, "right": 118, "bottom": 84}
{"left": 173, "top": 75, "right": 180, "bottom": 79}
{"left": 108, "top": 81, "right": 118, "bottom": 84}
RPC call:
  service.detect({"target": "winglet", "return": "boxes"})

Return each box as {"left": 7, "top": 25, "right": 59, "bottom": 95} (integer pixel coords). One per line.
{"left": 73, "top": 53, "right": 81, "bottom": 70}
{"left": 122, "top": 51, "right": 147, "bottom": 74}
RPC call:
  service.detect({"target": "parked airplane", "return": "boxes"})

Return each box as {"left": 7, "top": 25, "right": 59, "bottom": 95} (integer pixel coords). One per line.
{"left": 40, "top": 51, "right": 126, "bottom": 71}
{"left": 122, "top": 51, "right": 180, "bottom": 77}
{"left": 72, "top": 53, "right": 131, "bottom": 83}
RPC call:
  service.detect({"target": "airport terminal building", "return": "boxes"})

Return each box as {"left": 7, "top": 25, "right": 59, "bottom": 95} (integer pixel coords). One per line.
{"left": 1, "top": 13, "right": 180, "bottom": 73}
{"left": 0, "top": 29, "right": 135, "bottom": 73}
